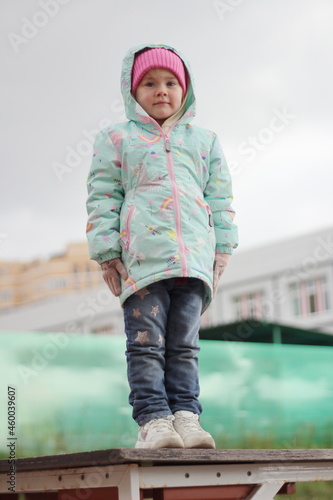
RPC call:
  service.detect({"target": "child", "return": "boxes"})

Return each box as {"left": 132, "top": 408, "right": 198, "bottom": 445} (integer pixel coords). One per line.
{"left": 86, "top": 43, "right": 238, "bottom": 449}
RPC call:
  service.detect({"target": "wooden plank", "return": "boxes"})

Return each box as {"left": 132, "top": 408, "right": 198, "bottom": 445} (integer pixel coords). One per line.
{"left": 1, "top": 449, "right": 332, "bottom": 473}
{"left": 58, "top": 487, "right": 118, "bottom": 499}
{"left": 0, "top": 495, "right": 58, "bottom": 500}
{"left": 24, "top": 495, "right": 58, "bottom": 499}
{"left": 0, "top": 464, "right": 128, "bottom": 495}
{"left": 144, "top": 485, "right": 256, "bottom": 499}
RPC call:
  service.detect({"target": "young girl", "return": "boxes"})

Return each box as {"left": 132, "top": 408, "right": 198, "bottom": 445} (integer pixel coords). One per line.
{"left": 86, "top": 43, "right": 238, "bottom": 449}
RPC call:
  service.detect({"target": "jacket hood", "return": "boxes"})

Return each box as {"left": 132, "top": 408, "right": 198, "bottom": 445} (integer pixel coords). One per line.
{"left": 120, "top": 43, "right": 196, "bottom": 126}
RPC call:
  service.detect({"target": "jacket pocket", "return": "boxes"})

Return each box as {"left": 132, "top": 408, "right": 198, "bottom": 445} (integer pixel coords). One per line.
{"left": 124, "top": 205, "right": 135, "bottom": 251}
{"left": 194, "top": 195, "right": 213, "bottom": 228}
{"left": 206, "top": 205, "right": 213, "bottom": 227}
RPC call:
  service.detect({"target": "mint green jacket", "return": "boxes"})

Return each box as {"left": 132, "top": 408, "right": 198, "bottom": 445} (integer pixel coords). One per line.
{"left": 86, "top": 43, "right": 238, "bottom": 312}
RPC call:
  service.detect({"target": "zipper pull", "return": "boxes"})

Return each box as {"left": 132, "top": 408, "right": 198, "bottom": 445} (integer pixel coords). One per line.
{"left": 165, "top": 139, "right": 171, "bottom": 152}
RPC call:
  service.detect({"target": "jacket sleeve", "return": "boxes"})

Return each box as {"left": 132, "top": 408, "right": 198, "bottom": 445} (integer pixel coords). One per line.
{"left": 86, "top": 128, "right": 124, "bottom": 264}
{"left": 204, "top": 134, "right": 238, "bottom": 254}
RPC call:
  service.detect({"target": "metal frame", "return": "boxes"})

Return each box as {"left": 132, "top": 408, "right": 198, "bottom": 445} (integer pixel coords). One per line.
{"left": 1, "top": 459, "right": 333, "bottom": 499}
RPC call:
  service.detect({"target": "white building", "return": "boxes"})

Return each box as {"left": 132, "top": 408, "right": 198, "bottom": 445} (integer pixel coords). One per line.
{"left": 204, "top": 225, "right": 333, "bottom": 334}
{"left": 0, "top": 226, "right": 332, "bottom": 335}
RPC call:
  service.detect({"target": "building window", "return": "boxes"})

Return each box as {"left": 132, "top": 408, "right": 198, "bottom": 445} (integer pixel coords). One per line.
{"left": 233, "top": 291, "right": 264, "bottom": 320}
{"left": 289, "top": 276, "right": 330, "bottom": 316}
{"left": 73, "top": 264, "right": 80, "bottom": 288}
{"left": 45, "top": 278, "right": 67, "bottom": 290}
{"left": 0, "top": 290, "right": 13, "bottom": 301}
{"left": 86, "top": 264, "right": 92, "bottom": 285}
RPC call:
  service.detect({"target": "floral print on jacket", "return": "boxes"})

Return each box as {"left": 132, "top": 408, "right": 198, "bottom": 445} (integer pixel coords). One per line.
{"left": 86, "top": 43, "right": 238, "bottom": 312}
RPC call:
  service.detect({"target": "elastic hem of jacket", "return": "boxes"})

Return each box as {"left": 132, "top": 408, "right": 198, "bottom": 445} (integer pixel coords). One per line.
{"left": 119, "top": 270, "right": 213, "bottom": 314}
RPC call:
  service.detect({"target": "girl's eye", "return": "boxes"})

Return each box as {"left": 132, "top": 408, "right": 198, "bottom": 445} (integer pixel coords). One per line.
{"left": 167, "top": 81, "right": 176, "bottom": 86}
{"left": 145, "top": 82, "right": 154, "bottom": 87}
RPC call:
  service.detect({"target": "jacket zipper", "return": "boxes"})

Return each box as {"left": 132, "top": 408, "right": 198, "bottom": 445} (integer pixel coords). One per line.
{"left": 163, "top": 130, "right": 188, "bottom": 277}
{"left": 125, "top": 205, "right": 135, "bottom": 251}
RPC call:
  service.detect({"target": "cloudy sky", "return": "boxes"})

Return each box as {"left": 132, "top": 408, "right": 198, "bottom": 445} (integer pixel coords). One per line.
{"left": 1, "top": 0, "right": 332, "bottom": 262}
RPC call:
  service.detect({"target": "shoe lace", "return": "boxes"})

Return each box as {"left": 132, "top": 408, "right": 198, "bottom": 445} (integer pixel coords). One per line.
{"left": 146, "top": 417, "right": 174, "bottom": 433}
{"left": 177, "top": 415, "right": 202, "bottom": 433}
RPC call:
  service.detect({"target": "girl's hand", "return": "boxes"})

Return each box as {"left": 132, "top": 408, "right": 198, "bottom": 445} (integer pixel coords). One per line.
{"left": 101, "top": 258, "right": 128, "bottom": 296}
{"left": 213, "top": 253, "right": 231, "bottom": 298}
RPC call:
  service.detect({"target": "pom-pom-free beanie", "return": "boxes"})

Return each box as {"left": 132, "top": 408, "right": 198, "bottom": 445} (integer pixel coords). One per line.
{"left": 132, "top": 48, "right": 187, "bottom": 94}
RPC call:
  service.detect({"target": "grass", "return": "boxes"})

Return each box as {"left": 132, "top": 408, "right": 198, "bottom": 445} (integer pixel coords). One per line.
{"left": 214, "top": 421, "right": 333, "bottom": 450}
{"left": 276, "top": 481, "right": 333, "bottom": 499}
{"left": 214, "top": 431, "right": 333, "bottom": 499}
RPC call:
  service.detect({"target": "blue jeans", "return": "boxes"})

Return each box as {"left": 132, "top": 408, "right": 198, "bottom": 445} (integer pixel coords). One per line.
{"left": 123, "top": 278, "right": 204, "bottom": 425}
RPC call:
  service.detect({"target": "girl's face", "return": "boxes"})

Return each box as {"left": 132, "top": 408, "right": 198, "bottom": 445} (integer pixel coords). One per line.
{"left": 134, "top": 68, "right": 184, "bottom": 125}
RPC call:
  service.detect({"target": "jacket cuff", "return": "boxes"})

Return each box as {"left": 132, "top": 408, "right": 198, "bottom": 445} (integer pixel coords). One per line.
{"left": 216, "top": 244, "right": 233, "bottom": 255}
{"left": 95, "top": 251, "right": 121, "bottom": 265}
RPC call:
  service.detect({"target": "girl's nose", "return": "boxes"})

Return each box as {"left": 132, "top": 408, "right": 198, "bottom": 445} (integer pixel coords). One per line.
{"left": 156, "top": 85, "right": 168, "bottom": 95}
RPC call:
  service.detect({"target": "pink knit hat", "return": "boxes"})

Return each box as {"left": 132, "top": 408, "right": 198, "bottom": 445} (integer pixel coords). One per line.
{"left": 131, "top": 48, "right": 187, "bottom": 95}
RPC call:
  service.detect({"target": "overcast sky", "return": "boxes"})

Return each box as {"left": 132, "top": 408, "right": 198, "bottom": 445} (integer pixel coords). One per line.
{"left": 1, "top": 0, "right": 332, "bottom": 262}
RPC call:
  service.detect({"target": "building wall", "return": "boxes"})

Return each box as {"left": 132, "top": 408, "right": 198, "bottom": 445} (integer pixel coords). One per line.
{"left": 0, "top": 243, "right": 101, "bottom": 311}
{"left": 0, "top": 227, "right": 332, "bottom": 334}
{"left": 206, "top": 226, "right": 333, "bottom": 334}
{"left": 0, "top": 261, "right": 24, "bottom": 309}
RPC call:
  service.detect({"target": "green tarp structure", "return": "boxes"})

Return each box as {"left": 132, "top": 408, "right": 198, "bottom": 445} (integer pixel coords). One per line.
{"left": 200, "top": 319, "right": 333, "bottom": 346}
{"left": 0, "top": 322, "right": 332, "bottom": 456}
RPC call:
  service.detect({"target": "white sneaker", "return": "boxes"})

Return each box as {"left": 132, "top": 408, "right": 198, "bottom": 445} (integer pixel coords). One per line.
{"left": 135, "top": 415, "right": 184, "bottom": 449}
{"left": 173, "top": 411, "right": 216, "bottom": 449}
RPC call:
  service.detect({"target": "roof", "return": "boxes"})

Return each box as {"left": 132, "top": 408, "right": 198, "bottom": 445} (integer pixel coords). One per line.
{"left": 199, "top": 320, "right": 333, "bottom": 346}
{"left": 221, "top": 226, "right": 333, "bottom": 286}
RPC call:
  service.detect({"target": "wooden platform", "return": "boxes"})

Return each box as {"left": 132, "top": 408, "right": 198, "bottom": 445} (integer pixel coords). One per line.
{"left": 1, "top": 448, "right": 333, "bottom": 499}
